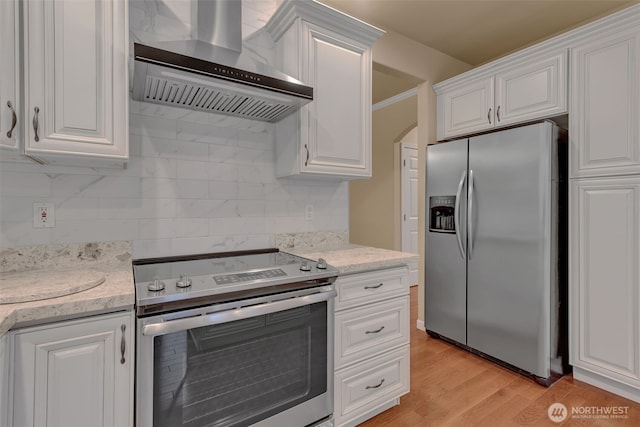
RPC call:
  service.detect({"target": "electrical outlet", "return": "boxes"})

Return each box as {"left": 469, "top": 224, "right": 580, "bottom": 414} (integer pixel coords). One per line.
{"left": 33, "top": 202, "right": 55, "bottom": 228}
{"left": 305, "top": 204, "right": 314, "bottom": 221}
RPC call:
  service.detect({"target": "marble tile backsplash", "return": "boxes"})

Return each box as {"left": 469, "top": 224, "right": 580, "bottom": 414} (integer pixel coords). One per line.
{"left": 0, "top": 0, "right": 349, "bottom": 258}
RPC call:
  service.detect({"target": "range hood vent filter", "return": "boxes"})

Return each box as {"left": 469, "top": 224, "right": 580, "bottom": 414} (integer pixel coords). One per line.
{"left": 132, "top": 0, "right": 312, "bottom": 122}
{"left": 142, "top": 75, "right": 294, "bottom": 122}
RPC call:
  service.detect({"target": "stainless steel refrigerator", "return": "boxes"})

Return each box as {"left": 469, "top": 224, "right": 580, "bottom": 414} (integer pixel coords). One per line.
{"left": 425, "top": 121, "right": 569, "bottom": 384}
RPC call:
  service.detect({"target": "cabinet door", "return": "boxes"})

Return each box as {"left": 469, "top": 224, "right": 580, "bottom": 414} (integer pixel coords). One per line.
{"left": 571, "top": 28, "right": 640, "bottom": 178}
{"left": 570, "top": 177, "right": 640, "bottom": 389}
{"left": 10, "top": 312, "right": 134, "bottom": 427}
{"left": 0, "top": 334, "right": 8, "bottom": 427}
{"left": 301, "top": 22, "right": 371, "bottom": 178}
{"left": 23, "top": 0, "right": 128, "bottom": 166}
{"left": 495, "top": 51, "right": 567, "bottom": 126}
{"left": 0, "top": 0, "right": 21, "bottom": 155}
{"left": 437, "top": 77, "right": 494, "bottom": 140}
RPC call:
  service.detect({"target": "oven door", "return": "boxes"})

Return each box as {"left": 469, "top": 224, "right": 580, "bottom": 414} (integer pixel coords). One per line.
{"left": 136, "top": 286, "right": 336, "bottom": 427}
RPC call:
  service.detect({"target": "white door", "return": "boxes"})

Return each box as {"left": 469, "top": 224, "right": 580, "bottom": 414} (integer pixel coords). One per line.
{"left": 401, "top": 143, "right": 419, "bottom": 284}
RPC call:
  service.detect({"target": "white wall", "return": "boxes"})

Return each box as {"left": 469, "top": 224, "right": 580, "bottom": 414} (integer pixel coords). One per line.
{"left": 0, "top": 0, "right": 348, "bottom": 258}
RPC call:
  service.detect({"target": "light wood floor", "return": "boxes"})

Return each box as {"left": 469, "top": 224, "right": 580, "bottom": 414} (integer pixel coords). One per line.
{"left": 359, "top": 286, "right": 640, "bottom": 426}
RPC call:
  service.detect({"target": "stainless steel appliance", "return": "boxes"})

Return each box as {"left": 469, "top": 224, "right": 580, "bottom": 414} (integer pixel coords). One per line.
{"left": 425, "top": 121, "right": 569, "bottom": 385}
{"left": 133, "top": 249, "right": 338, "bottom": 427}
{"left": 132, "top": 0, "right": 313, "bottom": 122}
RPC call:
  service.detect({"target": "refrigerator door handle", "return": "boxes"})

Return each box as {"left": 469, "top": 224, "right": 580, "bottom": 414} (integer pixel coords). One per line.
{"left": 454, "top": 170, "right": 467, "bottom": 259}
{"left": 468, "top": 169, "right": 475, "bottom": 260}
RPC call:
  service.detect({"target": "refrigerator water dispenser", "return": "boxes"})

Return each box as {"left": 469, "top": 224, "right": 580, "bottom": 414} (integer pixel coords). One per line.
{"left": 429, "top": 196, "right": 456, "bottom": 233}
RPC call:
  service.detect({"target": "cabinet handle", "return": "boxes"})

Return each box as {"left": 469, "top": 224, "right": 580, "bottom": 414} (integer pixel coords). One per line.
{"left": 497, "top": 105, "right": 501, "bottom": 122}
{"left": 32, "top": 106, "right": 40, "bottom": 142}
{"left": 304, "top": 144, "right": 309, "bottom": 167}
{"left": 487, "top": 107, "right": 492, "bottom": 124}
{"left": 365, "top": 378, "right": 385, "bottom": 389}
{"left": 365, "top": 326, "right": 385, "bottom": 334}
{"left": 120, "top": 324, "right": 126, "bottom": 364}
{"left": 364, "top": 283, "right": 383, "bottom": 290}
{"left": 7, "top": 101, "right": 17, "bottom": 138}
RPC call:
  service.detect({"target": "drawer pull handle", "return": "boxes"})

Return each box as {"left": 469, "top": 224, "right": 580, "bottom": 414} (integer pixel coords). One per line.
{"left": 366, "top": 326, "right": 385, "bottom": 334}
{"left": 33, "top": 106, "right": 40, "bottom": 142}
{"left": 366, "top": 378, "right": 385, "bottom": 390}
{"left": 7, "top": 101, "right": 17, "bottom": 138}
{"left": 364, "top": 283, "right": 383, "bottom": 290}
{"left": 487, "top": 107, "right": 492, "bottom": 124}
{"left": 120, "top": 324, "right": 126, "bottom": 364}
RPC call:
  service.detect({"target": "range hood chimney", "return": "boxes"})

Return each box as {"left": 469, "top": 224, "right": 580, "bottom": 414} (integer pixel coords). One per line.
{"left": 132, "top": 0, "right": 313, "bottom": 123}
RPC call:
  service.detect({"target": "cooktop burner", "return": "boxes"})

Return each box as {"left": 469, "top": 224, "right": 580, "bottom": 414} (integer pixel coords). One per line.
{"left": 132, "top": 248, "right": 338, "bottom": 315}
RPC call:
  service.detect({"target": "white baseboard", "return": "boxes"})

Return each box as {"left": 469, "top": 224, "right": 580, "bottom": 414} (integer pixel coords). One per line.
{"left": 416, "top": 319, "right": 425, "bottom": 331}
{"left": 573, "top": 366, "right": 640, "bottom": 403}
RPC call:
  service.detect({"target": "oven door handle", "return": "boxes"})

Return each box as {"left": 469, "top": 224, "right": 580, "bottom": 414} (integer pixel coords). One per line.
{"left": 142, "top": 289, "right": 337, "bottom": 337}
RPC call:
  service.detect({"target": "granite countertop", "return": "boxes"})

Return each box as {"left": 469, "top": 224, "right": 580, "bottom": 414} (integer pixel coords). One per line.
{"left": 0, "top": 242, "right": 135, "bottom": 336}
{"left": 276, "top": 232, "right": 419, "bottom": 274}
{"left": 289, "top": 244, "right": 418, "bottom": 274}
{"left": 0, "top": 233, "right": 417, "bottom": 336}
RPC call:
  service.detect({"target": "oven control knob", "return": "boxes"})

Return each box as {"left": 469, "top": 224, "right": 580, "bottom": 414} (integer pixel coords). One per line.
{"left": 300, "top": 262, "right": 312, "bottom": 272}
{"left": 176, "top": 275, "right": 192, "bottom": 288}
{"left": 148, "top": 279, "right": 165, "bottom": 292}
{"left": 316, "top": 258, "right": 327, "bottom": 269}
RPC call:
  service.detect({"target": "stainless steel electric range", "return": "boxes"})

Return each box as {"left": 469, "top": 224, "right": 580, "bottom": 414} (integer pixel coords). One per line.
{"left": 133, "top": 248, "right": 339, "bottom": 427}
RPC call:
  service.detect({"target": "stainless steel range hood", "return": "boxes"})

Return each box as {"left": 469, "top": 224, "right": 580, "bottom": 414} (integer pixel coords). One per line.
{"left": 132, "top": 0, "right": 312, "bottom": 123}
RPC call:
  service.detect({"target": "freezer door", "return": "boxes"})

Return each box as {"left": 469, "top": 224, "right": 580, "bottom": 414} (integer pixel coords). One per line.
{"left": 425, "top": 138, "right": 468, "bottom": 344}
{"left": 466, "top": 122, "right": 554, "bottom": 378}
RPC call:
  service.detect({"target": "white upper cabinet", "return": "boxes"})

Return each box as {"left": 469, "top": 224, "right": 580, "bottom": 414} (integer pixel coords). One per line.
{"left": 22, "top": 0, "right": 129, "bottom": 167}
{"left": 437, "top": 77, "right": 494, "bottom": 140}
{"left": 266, "top": 0, "right": 383, "bottom": 180}
{"left": 495, "top": 53, "right": 567, "bottom": 126}
{"left": 570, "top": 27, "right": 640, "bottom": 178}
{"left": 0, "top": 0, "right": 24, "bottom": 161}
{"left": 435, "top": 50, "right": 568, "bottom": 141}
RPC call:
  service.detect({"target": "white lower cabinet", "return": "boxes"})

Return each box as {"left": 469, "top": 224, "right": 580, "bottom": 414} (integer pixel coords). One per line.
{"left": 7, "top": 311, "right": 134, "bottom": 427}
{"left": 570, "top": 176, "right": 640, "bottom": 402}
{"left": 334, "top": 347, "right": 410, "bottom": 426}
{"left": 0, "top": 334, "right": 8, "bottom": 427}
{"left": 334, "top": 266, "right": 410, "bottom": 426}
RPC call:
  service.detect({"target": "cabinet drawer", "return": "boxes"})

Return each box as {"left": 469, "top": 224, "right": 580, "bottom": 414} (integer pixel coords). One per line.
{"left": 335, "top": 296, "right": 409, "bottom": 369}
{"left": 334, "top": 346, "right": 409, "bottom": 426}
{"left": 336, "top": 267, "right": 408, "bottom": 310}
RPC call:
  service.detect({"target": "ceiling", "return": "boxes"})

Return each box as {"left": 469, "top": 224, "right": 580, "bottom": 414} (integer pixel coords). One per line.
{"left": 323, "top": 0, "right": 638, "bottom": 66}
